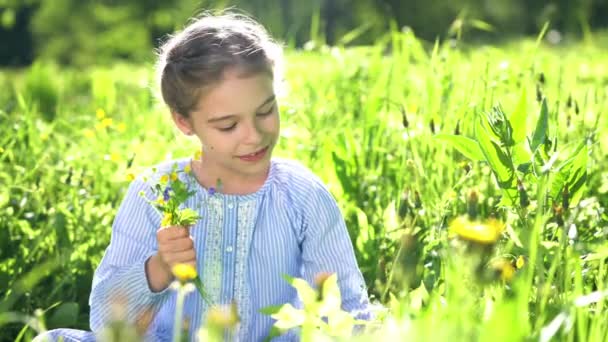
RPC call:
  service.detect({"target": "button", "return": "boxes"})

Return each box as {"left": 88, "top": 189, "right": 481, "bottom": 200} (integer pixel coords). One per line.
{"left": 227, "top": 203, "right": 234, "bottom": 209}
{"left": 226, "top": 246, "right": 233, "bottom": 253}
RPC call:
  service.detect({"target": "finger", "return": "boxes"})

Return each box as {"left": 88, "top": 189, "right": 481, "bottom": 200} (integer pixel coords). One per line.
{"left": 158, "top": 237, "right": 195, "bottom": 253}
{"left": 157, "top": 226, "right": 189, "bottom": 241}
{"left": 164, "top": 249, "right": 197, "bottom": 266}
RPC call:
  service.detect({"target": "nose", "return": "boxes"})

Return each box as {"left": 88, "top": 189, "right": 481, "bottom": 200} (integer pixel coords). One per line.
{"left": 243, "top": 120, "right": 263, "bottom": 145}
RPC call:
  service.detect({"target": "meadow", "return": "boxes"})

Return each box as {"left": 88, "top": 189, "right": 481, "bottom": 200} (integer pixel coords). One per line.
{"left": 1, "top": 29, "right": 607, "bottom": 341}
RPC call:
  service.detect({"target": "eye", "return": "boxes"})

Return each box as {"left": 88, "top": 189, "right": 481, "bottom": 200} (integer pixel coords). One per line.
{"left": 257, "top": 103, "right": 275, "bottom": 116}
{"left": 218, "top": 123, "right": 237, "bottom": 132}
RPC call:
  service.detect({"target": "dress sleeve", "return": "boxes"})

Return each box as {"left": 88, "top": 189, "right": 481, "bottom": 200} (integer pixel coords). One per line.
{"left": 88, "top": 178, "right": 170, "bottom": 332}
{"left": 299, "top": 181, "right": 372, "bottom": 320}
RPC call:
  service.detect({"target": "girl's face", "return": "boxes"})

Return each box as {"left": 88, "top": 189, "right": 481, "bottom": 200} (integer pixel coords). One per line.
{"left": 173, "top": 67, "right": 280, "bottom": 183}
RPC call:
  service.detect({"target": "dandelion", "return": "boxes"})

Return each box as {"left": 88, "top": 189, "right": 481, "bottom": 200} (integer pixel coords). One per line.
{"left": 172, "top": 263, "right": 197, "bottom": 283}
{"left": 450, "top": 216, "right": 505, "bottom": 245}
{"left": 490, "top": 258, "right": 516, "bottom": 282}
{"left": 83, "top": 129, "right": 95, "bottom": 138}
{"left": 116, "top": 122, "right": 127, "bottom": 133}
{"left": 207, "top": 302, "right": 240, "bottom": 329}
{"left": 156, "top": 196, "right": 165, "bottom": 206}
{"left": 96, "top": 108, "right": 106, "bottom": 119}
{"left": 126, "top": 173, "right": 135, "bottom": 182}
{"left": 110, "top": 152, "right": 121, "bottom": 163}
{"left": 516, "top": 255, "right": 525, "bottom": 269}
{"left": 194, "top": 150, "right": 203, "bottom": 160}
{"left": 161, "top": 212, "right": 172, "bottom": 227}
{"left": 159, "top": 174, "right": 169, "bottom": 185}
{"left": 170, "top": 172, "right": 178, "bottom": 181}
{"left": 184, "top": 164, "right": 191, "bottom": 174}
{"left": 101, "top": 117, "right": 113, "bottom": 128}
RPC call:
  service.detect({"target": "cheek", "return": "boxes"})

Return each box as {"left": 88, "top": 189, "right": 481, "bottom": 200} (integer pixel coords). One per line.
{"left": 263, "top": 114, "right": 280, "bottom": 134}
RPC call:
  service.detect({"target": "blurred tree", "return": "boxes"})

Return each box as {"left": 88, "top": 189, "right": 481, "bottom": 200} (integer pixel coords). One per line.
{"left": 0, "top": 0, "right": 607, "bottom": 66}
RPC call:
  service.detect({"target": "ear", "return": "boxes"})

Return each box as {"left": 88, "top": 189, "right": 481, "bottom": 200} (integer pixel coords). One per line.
{"left": 171, "top": 111, "right": 195, "bottom": 136}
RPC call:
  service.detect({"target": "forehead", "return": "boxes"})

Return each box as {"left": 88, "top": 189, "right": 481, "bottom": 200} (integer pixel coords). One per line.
{"left": 194, "top": 68, "right": 274, "bottom": 118}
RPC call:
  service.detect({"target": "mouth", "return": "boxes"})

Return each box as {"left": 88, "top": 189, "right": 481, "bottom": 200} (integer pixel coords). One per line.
{"left": 237, "top": 145, "right": 269, "bottom": 162}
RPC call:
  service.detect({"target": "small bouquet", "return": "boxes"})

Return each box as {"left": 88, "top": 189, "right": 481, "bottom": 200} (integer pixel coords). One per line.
{"left": 138, "top": 162, "right": 211, "bottom": 304}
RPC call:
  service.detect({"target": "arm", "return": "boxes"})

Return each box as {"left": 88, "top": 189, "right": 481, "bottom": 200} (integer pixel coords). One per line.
{"left": 299, "top": 181, "right": 372, "bottom": 320}
{"left": 88, "top": 179, "right": 170, "bottom": 332}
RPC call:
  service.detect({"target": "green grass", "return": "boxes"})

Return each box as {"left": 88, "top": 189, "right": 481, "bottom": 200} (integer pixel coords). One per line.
{"left": 1, "top": 31, "right": 607, "bottom": 341}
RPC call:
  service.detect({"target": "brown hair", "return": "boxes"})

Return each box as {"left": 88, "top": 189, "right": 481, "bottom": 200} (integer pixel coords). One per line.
{"left": 156, "top": 11, "right": 283, "bottom": 117}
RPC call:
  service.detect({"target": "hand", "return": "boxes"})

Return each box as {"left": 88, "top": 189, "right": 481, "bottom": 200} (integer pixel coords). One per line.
{"left": 156, "top": 225, "right": 197, "bottom": 273}
{"left": 145, "top": 226, "right": 196, "bottom": 292}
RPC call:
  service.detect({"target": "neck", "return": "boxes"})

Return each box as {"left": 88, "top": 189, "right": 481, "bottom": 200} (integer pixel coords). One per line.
{"left": 190, "top": 158, "right": 269, "bottom": 195}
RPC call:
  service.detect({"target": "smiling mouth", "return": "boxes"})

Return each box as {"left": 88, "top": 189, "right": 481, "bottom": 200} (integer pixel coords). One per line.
{"left": 238, "top": 146, "right": 269, "bottom": 158}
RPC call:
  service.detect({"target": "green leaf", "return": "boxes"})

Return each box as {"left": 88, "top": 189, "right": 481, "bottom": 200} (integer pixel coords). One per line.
{"left": 318, "top": 274, "right": 341, "bottom": 316}
{"left": 48, "top": 302, "right": 79, "bottom": 328}
{"left": 271, "top": 303, "right": 306, "bottom": 330}
{"left": 551, "top": 142, "right": 588, "bottom": 207}
{"left": 174, "top": 208, "right": 200, "bottom": 226}
{"left": 263, "top": 326, "right": 285, "bottom": 342}
{"left": 530, "top": 99, "right": 549, "bottom": 152}
{"left": 284, "top": 276, "right": 318, "bottom": 306}
{"left": 326, "top": 310, "right": 356, "bottom": 337}
{"left": 475, "top": 116, "right": 516, "bottom": 189}
{"left": 510, "top": 87, "right": 527, "bottom": 144}
{"left": 512, "top": 142, "right": 533, "bottom": 167}
{"left": 434, "top": 134, "right": 485, "bottom": 161}
{"left": 409, "top": 281, "right": 429, "bottom": 311}
{"left": 470, "top": 19, "right": 494, "bottom": 32}
{"left": 260, "top": 305, "right": 284, "bottom": 315}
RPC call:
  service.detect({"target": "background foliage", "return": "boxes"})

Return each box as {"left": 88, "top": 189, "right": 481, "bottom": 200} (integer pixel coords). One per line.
{"left": 1, "top": 0, "right": 608, "bottom": 66}
{"left": 1, "top": 1, "right": 608, "bottom": 341}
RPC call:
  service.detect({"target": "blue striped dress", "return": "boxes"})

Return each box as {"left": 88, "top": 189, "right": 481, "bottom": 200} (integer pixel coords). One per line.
{"left": 35, "top": 157, "right": 371, "bottom": 341}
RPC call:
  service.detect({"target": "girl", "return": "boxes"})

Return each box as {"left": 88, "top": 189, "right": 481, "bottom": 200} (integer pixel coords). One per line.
{"left": 37, "top": 11, "right": 371, "bottom": 341}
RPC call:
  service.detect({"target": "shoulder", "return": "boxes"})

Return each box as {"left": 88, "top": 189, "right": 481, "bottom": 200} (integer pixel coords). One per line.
{"left": 270, "top": 158, "right": 335, "bottom": 206}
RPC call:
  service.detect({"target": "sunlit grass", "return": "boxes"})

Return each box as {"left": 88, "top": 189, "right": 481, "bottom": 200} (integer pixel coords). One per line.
{"left": 1, "top": 31, "right": 607, "bottom": 341}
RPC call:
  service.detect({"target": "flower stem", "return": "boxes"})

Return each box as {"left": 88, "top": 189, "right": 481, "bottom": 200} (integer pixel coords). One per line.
{"left": 173, "top": 284, "right": 187, "bottom": 342}
{"left": 193, "top": 276, "right": 213, "bottom": 305}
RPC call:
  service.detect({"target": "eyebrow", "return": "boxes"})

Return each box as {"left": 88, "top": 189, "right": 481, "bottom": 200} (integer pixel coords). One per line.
{"left": 207, "top": 94, "right": 276, "bottom": 123}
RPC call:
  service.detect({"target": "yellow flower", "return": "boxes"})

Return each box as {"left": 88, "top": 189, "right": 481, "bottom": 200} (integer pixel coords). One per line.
{"left": 160, "top": 174, "right": 169, "bottom": 184}
{"left": 96, "top": 108, "right": 106, "bottom": 119}
{"left": 116, "top": 122, "right": 127, "bottom": 133}
{"left": 156, "top": 196, "right": 165, "bottom": 206}
{"left": 110, "top": 152, "right": 121, "bottom": 163}
{"left": 161, "top": 212, "right": 172, "bottom": 227}
{"left": 101, "top": 117, "right": 113, "bottom": 128}
{"left": 83, "top": 129, "right": 95, "bottom": 138}
{"left": 491, "top": 258, "right": 516, "bottom": 282}
{"left": 449, "top": 216, "right": 505, "bottom": 245}
{"left": 184, "top": 164, "right": 191, "bottom": 174}
{"left": 126, "top": 173, "right": 135, "bottom": 182}
{"left": 194, "top": 150, "right": 203, "bottom": 160}
{"left": 516, "top": 255, "right": 525, "bottom": 269}
{"left": 207, "top": 302, "right": 240, "bottom": 328}
{"left": 170, "top": 172, "right": 178, "bottom": 181}
{"left": 172, "top": 263, "right": 197, "bottom": 283}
